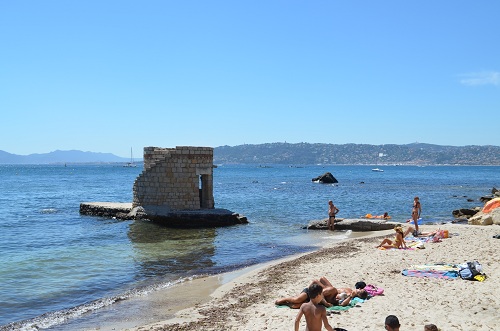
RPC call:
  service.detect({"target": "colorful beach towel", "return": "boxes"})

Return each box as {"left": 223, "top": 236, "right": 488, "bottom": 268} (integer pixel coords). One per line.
{"left": 402, "top": 264, "right": 459, "bottom": 279}
{"left": 276, "top": 297, "right": 365, "bottom": 311}
{"left": 326, "top": 297, "right": 365, "bottom": 311}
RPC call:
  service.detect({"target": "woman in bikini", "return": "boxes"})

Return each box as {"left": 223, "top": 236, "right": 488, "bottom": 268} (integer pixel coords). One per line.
{"left": 376, "top": 226, "right": 408, "bottom": 249}
{"left": 411, "top": 196, "right": 421, "bottom": 234}
{"left": 327, "top": 200, "right": 339, "bottom": 231}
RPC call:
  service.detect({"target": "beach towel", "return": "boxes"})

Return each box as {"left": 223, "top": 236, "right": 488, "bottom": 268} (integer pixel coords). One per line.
{"left": 326, "top": 297, "right": 365, "bottom": 311}
{"left": 378, "top": 246, "right": 415, "bottom": 250}
{"left": 276, "top": 297, "right": 365, "bottom": 311}
{"left": 364, "top": 284, "right": 384, "bottom": 296}
{"left": 402, "top": 264, "right": 459, "bottom": 279}
{"left": 402, "top": 269, "right": 459, "bottom": 279}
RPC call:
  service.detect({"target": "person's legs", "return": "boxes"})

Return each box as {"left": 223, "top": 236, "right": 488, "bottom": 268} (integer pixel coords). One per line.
{"left": 275, "top": 291, "right": 309, "bottom": 308}
{"left": 404, "top": 226, "right": 415, "bottom": 237}
{"left": 376, "top": 238, "right": 393, "bottom": 248}
{"left": 328, "top": 217, "right": 334, "bottom": 230}
{"left": 319, "top": 277, "right": 333, "bottom": 288}
{"left": 412, "top": 211, "right": 419, "bottom": 233}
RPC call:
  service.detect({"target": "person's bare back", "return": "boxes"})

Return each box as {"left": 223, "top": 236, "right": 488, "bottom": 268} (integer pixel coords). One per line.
{"left": 294, "top": 284, "right": 334, "bottom": 331}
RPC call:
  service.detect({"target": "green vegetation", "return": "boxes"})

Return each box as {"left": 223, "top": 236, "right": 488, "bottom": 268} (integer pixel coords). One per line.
{"left": 214, "top": 143, "right": 500, "bottom": 165}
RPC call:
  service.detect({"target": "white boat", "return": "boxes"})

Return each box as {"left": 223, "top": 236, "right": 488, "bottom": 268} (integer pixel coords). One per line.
{"left": 372, "top": 168, "right": 384, "bottom": 172}
{"left": 123, "top": 148, "right": 137, "bottom": 167}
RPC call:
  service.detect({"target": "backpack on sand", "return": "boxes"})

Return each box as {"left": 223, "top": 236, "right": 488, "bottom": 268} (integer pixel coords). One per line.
{"left": 458, "top": 261, "right": 484, "bottom": 281}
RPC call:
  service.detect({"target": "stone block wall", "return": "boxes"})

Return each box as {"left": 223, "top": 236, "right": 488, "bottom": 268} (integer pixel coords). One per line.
{"left": 132, "top": 146, "right": 214, "bottom": 210}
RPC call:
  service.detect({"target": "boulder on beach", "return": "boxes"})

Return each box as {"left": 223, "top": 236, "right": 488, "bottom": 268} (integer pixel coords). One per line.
{"left": 468, "top": 208, "right": 500, "bottom": 226}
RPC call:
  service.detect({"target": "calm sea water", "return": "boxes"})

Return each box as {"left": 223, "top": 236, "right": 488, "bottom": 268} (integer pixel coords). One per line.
{"left": 0, "top": 164, "right": 498, "bottom": 330}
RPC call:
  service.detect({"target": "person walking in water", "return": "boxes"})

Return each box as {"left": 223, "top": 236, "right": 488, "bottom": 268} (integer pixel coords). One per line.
{"left": 327, "top": 200, "right": 339, "bottom": 231}
{"left": 411, "top": 196, "right": 422, "bottom": 235}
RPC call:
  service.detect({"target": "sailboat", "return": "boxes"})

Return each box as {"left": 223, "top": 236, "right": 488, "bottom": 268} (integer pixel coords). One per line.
{"left": 123, "top": 147, "right": 137, "bottom": 167}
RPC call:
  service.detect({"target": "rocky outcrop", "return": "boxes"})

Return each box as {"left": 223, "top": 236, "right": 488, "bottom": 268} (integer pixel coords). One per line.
{"left": 305, "top": 218, "right": 397, "bottom": 231}
{"left": 468, "top": 208, "right": 500, "bottom": 226}
{"left": 311, "top": 172, "right": 338, "bottom": 184}
{"left": 453, "top": 187, "right": 500, "bottom": 225}
{"left": 452, "top": 207, "right": 481, "bottom": 219}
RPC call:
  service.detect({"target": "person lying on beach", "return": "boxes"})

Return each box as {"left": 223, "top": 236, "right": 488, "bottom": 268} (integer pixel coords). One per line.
{"left": 403, "top": 226, "right": 443, "bottom": 239}
{"left": 364, "top": 212, "right": 390, "bottom": 219}
{"left": 276, "top": 277, "right": 367, "bottom": 308}
{"left": 376, "top": 225, "right": 408, "bottom": 249}
{"left": 294, "top": 283, "right": 334, "bottom": 331}
{"left": 310, "top": 276, "right": 368, "bottom": 306}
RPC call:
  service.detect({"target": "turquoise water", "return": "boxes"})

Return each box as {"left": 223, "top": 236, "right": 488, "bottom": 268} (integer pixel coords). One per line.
{"left": 0, "top": 164, "right": 498, "bottom": 330}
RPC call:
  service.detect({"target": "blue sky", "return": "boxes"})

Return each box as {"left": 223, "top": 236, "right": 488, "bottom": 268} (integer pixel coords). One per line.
{"left": 1, "top": 1, "right": 498, "bottom": 158}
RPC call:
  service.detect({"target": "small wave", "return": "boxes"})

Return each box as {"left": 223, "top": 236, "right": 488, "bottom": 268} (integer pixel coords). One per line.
{"left": 40, "top": 208, "right": 58, "bottom": 214}
{"left": 0, "top": 276, "right": 206, "bottom": 331}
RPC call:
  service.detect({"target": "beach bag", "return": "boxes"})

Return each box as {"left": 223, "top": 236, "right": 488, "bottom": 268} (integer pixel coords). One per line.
{"left": 364, "top": 284, "right": 384, "bottom": 296}
{"left": 458, "top": 261, "right": 483, "bottom": 281}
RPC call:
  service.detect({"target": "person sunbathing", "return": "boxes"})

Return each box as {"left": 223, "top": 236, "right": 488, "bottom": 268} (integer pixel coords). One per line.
{"left": 363, "top": 212, "right": 390, "bottom": 219}
{"left": 376, "top": 225, "right": 408, "bottom": 249}
{"left": 310, "top": 277, "right": 368, "bottom": 306}
{"left": 275, "top": 277, "right": 367, "bottom": 308}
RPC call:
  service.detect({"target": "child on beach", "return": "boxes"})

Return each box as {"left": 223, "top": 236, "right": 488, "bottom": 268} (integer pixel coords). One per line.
{"left": 294, "top": 283, "right": 334, "bottom": 331}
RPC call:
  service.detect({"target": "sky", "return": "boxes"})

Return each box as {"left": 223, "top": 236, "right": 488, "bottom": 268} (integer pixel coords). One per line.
{"left": 1, "top": 1, "right": 499, "bottom": 158}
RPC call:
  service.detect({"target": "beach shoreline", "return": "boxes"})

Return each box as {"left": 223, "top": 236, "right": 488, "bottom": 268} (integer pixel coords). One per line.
{"left": 126, "top": 223, "right": 500, "bottom": 331}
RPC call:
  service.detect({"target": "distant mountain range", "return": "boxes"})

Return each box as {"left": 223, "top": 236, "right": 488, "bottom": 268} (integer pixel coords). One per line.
{"left": 0, "top": 150, "right": 135, "bottom": 164}
{"left": 1, "top": 143, "right": 499, "bottom": 165}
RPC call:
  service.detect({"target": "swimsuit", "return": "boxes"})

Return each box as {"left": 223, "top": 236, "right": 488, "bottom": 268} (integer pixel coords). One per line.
{"left": 301, "top": 287, "right": 310, "bottom": 302}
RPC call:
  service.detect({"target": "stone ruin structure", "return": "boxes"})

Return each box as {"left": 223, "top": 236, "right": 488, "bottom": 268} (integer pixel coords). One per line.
{"left": 131, "top": 146, "right": 247, "bottom": 227}
{"left": 133, "top": 146, "right": 215, "bottom": 210}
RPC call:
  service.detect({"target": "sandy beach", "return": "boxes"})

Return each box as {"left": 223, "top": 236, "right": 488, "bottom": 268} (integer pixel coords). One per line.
{"left": 129, "top": 223, "right": 500, "bottom": 331}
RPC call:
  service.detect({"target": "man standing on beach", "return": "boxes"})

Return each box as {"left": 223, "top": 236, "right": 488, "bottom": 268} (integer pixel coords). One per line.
{"left": 294, "top": 284, "right": 334, "bottom": 331}
{"left": 328, "top": 200, "right": 339, "bottom": 231}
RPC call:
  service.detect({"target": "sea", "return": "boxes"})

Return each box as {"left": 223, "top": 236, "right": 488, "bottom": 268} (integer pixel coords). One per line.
{"left": 0, "top": 164, "right": 499, "bottom": 330}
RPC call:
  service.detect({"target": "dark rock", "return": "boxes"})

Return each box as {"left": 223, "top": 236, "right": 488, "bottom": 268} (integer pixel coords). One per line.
{"left": 305, "top": 218, "right": 397, "bottom": 231}
{"left": 312, "top": 172, "right": 338, "bottom": 184}
{"left": 452, "top": 208, "right": 479, "bottom": 219}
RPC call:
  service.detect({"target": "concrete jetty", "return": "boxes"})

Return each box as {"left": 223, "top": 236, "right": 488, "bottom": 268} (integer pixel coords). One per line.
{"left": 79, "top": 202, "right": 132, "bottom": 218}
{"left": 79, "top": 202, "right": 248, "bottom": 227}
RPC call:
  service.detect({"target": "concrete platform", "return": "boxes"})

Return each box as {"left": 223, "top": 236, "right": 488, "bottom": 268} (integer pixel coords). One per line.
{"left": 80, "top": 202, "right": 132, "bottom": 218}
{"left": 79, "top": 202, "right": 248, "bottom": 228}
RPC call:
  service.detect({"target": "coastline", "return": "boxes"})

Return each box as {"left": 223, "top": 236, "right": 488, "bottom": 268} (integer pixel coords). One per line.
{"left": 126, "top": 223, "right": 500, "bottom": 331}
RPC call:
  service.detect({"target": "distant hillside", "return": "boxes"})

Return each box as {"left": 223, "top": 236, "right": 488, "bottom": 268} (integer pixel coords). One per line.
{"left": 213, "top": 143, "right": 500, "bottom": 165}
{"left": 0, "top": 150, "right": 135, "bottom": 164}
{"left": 2, "top": 143, "right": 499, "bottom": 165}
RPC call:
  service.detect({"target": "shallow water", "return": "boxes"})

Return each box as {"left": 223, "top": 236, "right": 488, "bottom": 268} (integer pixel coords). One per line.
{"left": 0, "top": 164, "right": 498, "bottom": 330}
